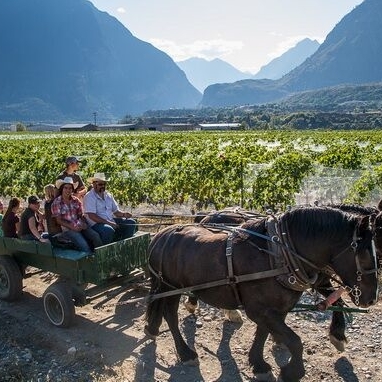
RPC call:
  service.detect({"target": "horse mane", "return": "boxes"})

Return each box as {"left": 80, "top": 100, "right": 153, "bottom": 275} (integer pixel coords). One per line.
{"left": 328, "top": 203, "right": 378, "bottom": 215}
{"left": 280, "top": 207, "right": 359, "bottom": 241}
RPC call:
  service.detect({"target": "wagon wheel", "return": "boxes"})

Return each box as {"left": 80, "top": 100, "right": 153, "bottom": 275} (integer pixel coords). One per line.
{"left": 43, "top": 282, "right": 75, "bottom": 328}
{"left": 0, "top": 255, "right": 23, "bottom": 301}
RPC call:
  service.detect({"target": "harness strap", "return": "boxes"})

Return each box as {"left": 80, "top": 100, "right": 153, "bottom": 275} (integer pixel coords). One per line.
{"left": 146, "top": 266, "right": 289, "bottom": 303}
{"left": 226, "top": 233, "right": 243, "bottom": 308}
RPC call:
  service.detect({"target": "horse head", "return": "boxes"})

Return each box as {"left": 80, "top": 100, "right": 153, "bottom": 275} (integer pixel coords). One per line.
{"left": 330, "top": 213, "right": 378, "bottom": 308}
{"left": 282, "top": 207, "right": 378, "bottom": 308}
{"left": 329, "top": 203, "right": 382, "bottom": 272}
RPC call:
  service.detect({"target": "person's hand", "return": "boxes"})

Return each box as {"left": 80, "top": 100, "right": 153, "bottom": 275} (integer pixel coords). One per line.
{"left": 71, "top": 221, "right": 83, "bottom": 231}
{"left": 123, "top": 212, "right": 132, "bottom": 218}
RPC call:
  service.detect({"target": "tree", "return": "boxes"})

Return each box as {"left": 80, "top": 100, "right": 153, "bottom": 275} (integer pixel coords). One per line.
{"left": 16, "top": 122, "right": 27, "bottom": 132}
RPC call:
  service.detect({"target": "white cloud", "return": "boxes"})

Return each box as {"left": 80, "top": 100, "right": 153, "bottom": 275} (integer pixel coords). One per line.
{"left": 117, "top": 7, "right": 126, "bottom": 14}
{"left": 148, "top": 38, "right": 244, "bottom": 62}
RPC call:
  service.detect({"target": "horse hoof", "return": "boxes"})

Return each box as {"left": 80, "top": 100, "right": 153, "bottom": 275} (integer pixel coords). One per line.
{"left": 183, "top": 358, "right": 199, "bottom": 366}
{"left": 253, "top": 371, "right": 276, "bottom": 381}
{"left": 144, "top": 326, "right": 157, "bottom": 341}
{"left": 329, "top": 334, "right": 347, "bottom": 352}
{"left": 184, "top": 300, "right": 199, "bottom": 314}
{"left": 223, "top": 309, "right": 244, "bottom": 324}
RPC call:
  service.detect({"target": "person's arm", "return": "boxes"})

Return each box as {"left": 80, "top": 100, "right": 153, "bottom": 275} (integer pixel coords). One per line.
{"left": 27, "top": 216, "right": 48, "bottom": 242}
{"left": 74, "top": 186, "right": 86, "bottom": 198}
{"left": 87, "top": 212, "right": 118, "bottom": 228}
{"left": 113, "top": 210, "right": 132, "bottom": 219}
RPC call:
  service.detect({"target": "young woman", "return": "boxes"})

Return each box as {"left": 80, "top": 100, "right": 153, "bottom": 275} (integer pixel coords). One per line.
{"left": 2, "top": 197, "right": 21, "bottom": 238}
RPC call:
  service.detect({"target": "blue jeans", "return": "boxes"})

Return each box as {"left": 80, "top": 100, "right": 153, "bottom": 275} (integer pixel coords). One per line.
{"left": 92, "top": 218, "right": 137, "bottom": 245}
{"left": 62, "top": 227, "right": 102, "bottom": 252}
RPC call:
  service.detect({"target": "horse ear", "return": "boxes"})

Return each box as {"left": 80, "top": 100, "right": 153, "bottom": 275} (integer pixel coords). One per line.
{"left": 369, "top": 213, "right": 377, "bottom": 229}
{"left": 358, "top": 215, "right": 371, "bottom": 232}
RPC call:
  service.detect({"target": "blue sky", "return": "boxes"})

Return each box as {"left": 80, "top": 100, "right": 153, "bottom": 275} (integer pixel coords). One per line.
{"left": 89, "top": 0, "right": 364, "bottom": 73}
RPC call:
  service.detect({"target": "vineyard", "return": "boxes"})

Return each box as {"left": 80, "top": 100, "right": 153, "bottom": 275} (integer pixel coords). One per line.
{"left": 1, "top": 129, "right": 382, "bottom": 211}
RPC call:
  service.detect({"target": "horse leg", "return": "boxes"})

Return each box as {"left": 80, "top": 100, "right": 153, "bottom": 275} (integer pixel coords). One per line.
{"left": 183, "top": 293, "right": 199, "bottom": 314}
{"left": 163, "top": 295, "right": 199, "bottom": 364}
{"left": 144, "top": 297, "right": 165, "bottom": 340}
{"left": 248, "top": 324, "right": 275, "bottom": 381}
{"left": 329, "top": 300, "right": 347, "bottom": 351}
{"left": 315, "top": 282, "right": 347, "bottom": 351}
{"left": 222, "top": 309, "right": 244, "bottom": 324}
{"left": 265, "top": 311, "right": 305, "bottom": 382}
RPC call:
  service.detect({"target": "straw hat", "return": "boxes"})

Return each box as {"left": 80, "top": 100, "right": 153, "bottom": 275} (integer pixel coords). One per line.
{"left": 87, "top": 172, "right": 110, "bottom": 183}
{"left": 55, "top": 176, "right": 79, "bottom": 190}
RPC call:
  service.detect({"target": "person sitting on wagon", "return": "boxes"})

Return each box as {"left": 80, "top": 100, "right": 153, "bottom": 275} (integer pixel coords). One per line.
{"left": 56, "top": 156, "right": 86, "bottom": 199}
{"left": 18, "top": 195, "right": 49, "bottom": 242}
{"left": 52, "top": 177, "right": 102, "bottom": 252}
{"left": 2, "top": 197, "right": 21, "bottom": 238}
{"left": 43, "top": 184, "right": 62, "bottom": 237}
{"left": 83, "top": 173, "right": 137, "bottom": 245}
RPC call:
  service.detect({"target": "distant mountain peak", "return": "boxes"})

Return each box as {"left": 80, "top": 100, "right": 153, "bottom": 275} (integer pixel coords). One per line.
{"left": 177, "top": 57, "right": 252, "bottom": 92}
{"left": 253, "top": 38, "right": 320, "bottom": 80}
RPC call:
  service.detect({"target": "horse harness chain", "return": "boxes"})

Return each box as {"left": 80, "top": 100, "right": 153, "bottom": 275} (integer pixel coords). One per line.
{"left": 147, "top": 217, "right": 377, "bottom": 306}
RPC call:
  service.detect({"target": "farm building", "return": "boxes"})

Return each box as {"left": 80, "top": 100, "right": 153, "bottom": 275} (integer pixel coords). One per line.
{"left": 98, "top": 123, "right": 139, "bottom": 131}
{"left": 60, "top": 123, "right": 98, "bottom": 132}
{"left": 198, "top": 123, "right": 241, "bottom": 131}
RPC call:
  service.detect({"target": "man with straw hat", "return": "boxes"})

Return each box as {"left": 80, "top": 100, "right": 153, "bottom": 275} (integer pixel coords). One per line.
{"left": 83, "top": 173, "right": 137, "bottom": 244}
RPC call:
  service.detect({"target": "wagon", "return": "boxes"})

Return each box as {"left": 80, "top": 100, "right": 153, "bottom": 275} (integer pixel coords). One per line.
{"left": 0, "top": 231, "right": 150, "bottom": 327}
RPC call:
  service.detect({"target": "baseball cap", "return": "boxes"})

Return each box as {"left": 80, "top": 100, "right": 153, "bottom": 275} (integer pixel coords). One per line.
{"left": 28, "top": 195, "right": 42, "bottom": 204}
{"left": 65, "top": 156, "right": 81, "bottom": 165}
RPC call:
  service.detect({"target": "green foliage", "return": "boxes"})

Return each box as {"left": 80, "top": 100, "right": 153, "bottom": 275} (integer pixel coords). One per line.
{"left": 251, "top": 152, "right": 313, "bottom": 210}
{"left": 0, "top": 130, "right": 382, "bottom": 209}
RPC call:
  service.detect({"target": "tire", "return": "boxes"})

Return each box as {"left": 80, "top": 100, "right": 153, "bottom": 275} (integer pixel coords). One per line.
{"left": 43, "top": 282, "right": 75, "bottom": 328}
{"left": 0, "top": 255, "right": 23, "bottom": 301}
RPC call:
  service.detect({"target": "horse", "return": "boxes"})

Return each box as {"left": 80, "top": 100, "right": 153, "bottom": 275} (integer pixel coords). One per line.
{"left": 145, "top": 207, "right": 379, "bottom": 381}
{"left": 187, "top": 204, "right": 382, "bottom": 351}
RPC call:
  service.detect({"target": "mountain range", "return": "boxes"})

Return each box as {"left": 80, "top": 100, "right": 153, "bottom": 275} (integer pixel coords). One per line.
{"left": 1, "top": 0, "right": 381, "bottom": 121}
{"left": 202, "top": 0, "right": 382, "bottom": 107}
{"left": 177, "top": 38, "right": 320, "bottom": 92}
{"left": 0, "top": 0, "right": 201, "bottom": 122}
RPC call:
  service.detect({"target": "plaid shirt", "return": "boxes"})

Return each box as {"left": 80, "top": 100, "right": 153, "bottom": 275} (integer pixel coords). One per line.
{"left": 51, "top": 195, "right": 83, "bottom": 228}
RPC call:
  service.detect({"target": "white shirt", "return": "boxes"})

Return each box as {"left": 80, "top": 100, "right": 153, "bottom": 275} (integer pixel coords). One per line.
{"left": 83, "top": 188, "right": 119, "bottom": 226}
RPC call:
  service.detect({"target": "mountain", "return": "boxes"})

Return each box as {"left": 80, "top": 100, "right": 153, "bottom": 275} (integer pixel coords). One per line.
{"left": 252, "top": 38, "right": 320, "bottom": 80}
{"left": 0, "top": 0, "right": 201, "bottom": 122}
{"left": 177, "top": 39, "right": 319, "bottom": 93}
{"left": 176, "top": 58, "right": 251, "bottom": 92}
{"left": 202, "top": 0, "right": 382, "bottom": 108}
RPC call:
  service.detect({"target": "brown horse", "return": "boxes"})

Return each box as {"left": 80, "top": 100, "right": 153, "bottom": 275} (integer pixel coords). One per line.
{"left": 145, "top": 207, "right": 379, "bottom": 381}
{"left": 188, "top": 204, "right": 382, "bottom": 351}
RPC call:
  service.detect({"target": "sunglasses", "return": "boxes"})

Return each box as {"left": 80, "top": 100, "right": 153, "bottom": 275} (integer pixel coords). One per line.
{"left": 96, "top": 183, "right": 106, "bottom": 187}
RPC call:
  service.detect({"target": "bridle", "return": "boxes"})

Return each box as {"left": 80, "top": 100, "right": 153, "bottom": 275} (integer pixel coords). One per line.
{"left": 329, "top": 225, "right": 378, "bottom": 306}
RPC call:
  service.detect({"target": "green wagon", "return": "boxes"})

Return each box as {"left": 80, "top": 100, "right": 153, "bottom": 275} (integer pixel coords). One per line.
{"left": 0, "top": 232, "right": 150, "bottom": 327}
